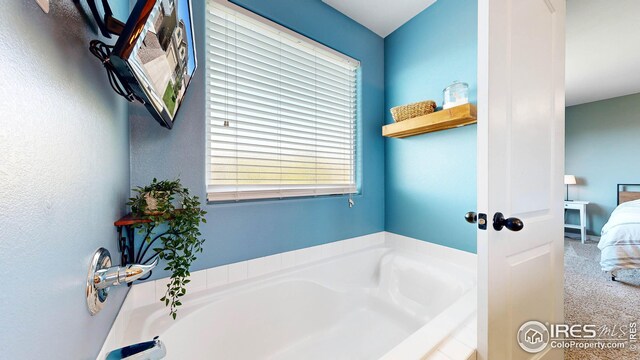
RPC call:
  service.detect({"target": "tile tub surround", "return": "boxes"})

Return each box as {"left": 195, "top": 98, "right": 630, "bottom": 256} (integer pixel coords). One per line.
{"left": 98, "top": 232, "right": 477, "bottom": 359}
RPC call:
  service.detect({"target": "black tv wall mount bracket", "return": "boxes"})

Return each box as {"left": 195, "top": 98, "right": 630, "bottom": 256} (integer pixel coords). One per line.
{"left": 86, "top": 0, "right": 143, "bottom": 103}
{"left": 86, "top": 0, "right": 125, "bottom": 37}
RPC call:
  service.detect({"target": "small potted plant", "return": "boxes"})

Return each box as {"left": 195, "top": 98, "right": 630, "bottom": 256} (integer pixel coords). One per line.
{"left": 128, "top": 178, "right": 207, "bottom": 319}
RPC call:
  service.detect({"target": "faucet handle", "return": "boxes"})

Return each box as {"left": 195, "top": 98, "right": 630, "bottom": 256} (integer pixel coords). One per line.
{"left": 106, "top": 337, "right": 166, "bottom": 360}
{"left": 94, "top": 256, "right": 159, "bottom": 290}
{"left": 120, "top": 257, "right": 160, "bottom": 284}
{"left": 87, "top": 248, "right": 159, "bottom": 315}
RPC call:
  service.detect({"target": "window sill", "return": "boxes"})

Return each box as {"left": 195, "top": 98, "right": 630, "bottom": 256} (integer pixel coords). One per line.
{"left": 207, "top": 190, "right": 360, "bottom": 205}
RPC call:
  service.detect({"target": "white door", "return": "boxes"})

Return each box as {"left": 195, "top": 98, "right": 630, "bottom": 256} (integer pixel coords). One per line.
{"left": 477, "top": 0, "right": 565, "bottom": 359}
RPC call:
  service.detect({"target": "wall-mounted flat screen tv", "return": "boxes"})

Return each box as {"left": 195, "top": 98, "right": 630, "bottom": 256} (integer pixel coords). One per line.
{"left": 110, "top": 0, "right": 197, "bottom": 129}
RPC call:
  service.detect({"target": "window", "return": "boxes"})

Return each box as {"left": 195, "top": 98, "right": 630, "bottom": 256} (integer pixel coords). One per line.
{"left": 206, "top": 0, "right": 360, "bottom": 202}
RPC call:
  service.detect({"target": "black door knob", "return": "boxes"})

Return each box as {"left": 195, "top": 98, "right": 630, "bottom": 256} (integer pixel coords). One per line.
{"left": 465, "top": 212, "right": 477, "bottom": 224}
{"left": 492, "top": 212, "right": 524, "bottom": 232}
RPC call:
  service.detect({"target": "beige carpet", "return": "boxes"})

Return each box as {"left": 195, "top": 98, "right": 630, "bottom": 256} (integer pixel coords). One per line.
{"left": 564, "top": 237, "right": 640, "bottom": 360}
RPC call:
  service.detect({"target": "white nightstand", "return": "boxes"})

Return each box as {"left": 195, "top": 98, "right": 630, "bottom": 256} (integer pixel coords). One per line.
{"left": 564, "top": 200, "right": 590, "bottom": 243}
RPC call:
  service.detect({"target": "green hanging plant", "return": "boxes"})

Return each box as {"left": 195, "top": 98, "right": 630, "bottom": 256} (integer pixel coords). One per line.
{"left": 128, "top": 178, "right": 207, "bottom": 319}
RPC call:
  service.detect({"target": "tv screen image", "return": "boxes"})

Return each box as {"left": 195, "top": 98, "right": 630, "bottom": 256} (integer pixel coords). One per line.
{"left": 110, "top": 0, "right": 197, "bottom": 129}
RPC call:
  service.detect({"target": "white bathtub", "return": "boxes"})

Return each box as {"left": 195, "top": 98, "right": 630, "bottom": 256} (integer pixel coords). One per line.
{"left": 99, "top": 233, "right": 477, "bottom": 360}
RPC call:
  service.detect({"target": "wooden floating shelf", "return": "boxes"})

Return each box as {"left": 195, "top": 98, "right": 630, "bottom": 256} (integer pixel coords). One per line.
{"left": 382, "top": 103, "right": 477, "bottom": 138}
{"left": 114, "top": 213, "right": 153, "bottom": 227}
{"left": 114, "top": 210, "right": 185, "bottom": 227}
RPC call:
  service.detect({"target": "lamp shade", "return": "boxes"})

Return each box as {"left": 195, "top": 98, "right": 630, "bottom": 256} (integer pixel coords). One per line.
{"left": 564, "top": 175, "right": 577, "bottom": 185}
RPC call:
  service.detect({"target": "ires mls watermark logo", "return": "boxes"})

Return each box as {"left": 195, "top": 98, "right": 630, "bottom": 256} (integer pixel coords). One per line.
{"left": 517, "top": 320, "right": 638, "bottom": 353}
{"left": 517, "top": 321, "right": 550, "bottom": 353}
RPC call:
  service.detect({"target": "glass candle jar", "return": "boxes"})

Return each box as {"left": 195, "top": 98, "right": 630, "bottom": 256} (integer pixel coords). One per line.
{"left": 442, "top": 81, "right": 469, "bottom": 109}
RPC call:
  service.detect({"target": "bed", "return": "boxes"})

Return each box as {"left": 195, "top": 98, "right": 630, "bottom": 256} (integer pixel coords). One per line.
{"left": 598, "top": 184, "right": 640, "bottom": 280}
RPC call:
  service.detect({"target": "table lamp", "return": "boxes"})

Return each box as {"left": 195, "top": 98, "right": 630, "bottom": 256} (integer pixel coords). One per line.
{"left": 564, "top": 175, "right": 577, "bottom": 201}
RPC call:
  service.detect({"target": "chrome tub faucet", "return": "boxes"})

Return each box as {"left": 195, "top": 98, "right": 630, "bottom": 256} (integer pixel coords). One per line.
{"left": 87, "top": 248, "right": 159, "bottom": 315}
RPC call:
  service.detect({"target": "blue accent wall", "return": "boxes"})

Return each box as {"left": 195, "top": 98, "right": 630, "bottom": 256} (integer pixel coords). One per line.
{"left": 130, "top": 0, "right": 385, "bottom": 277}
{"left": 384, "top": 0, "right": 478, "bottom": 253}
{"left": 565, "top": 93, "right": 640, "bottom": 235}
{"left": 0, "top": 2, "right": 130, "bottom": 358}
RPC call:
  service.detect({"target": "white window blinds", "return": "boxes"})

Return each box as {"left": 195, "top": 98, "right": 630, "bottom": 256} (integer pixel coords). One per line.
{"left": 206, "top": 0, "right": 359, "bottom": 202}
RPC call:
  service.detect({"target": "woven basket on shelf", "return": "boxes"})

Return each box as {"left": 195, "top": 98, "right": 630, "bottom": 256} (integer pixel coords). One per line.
{"left": 390, "top": 100, "right": 437, "bottom": 122}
